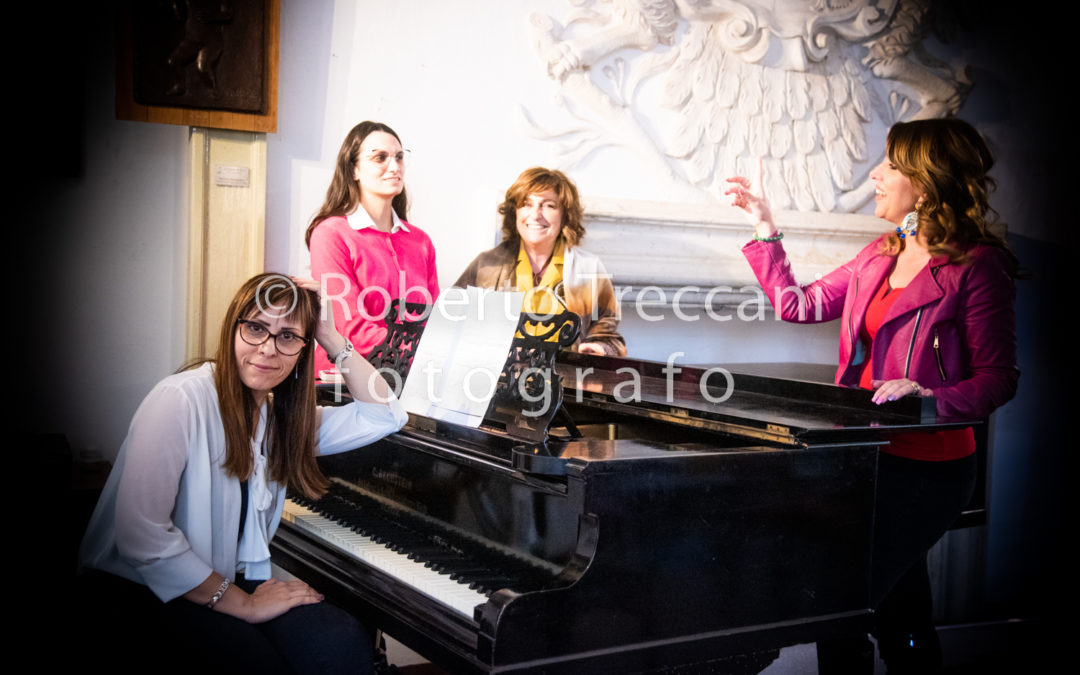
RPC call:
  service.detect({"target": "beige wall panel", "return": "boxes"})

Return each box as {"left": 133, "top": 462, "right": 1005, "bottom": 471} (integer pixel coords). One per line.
{"left": 187, "top": 128, "right": 267, "bottom": 361}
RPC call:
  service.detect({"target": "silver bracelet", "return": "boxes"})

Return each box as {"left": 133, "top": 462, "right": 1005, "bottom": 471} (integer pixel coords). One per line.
{"left": 206, "top": 577, "right": 230, "bottom": 609}
{"left": 330, "top": 340, "right": 355, "bottom": 368}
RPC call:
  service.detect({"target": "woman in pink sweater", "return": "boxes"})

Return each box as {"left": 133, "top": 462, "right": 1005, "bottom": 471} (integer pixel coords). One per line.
{"left": 305, "top": 121, "right": 439, "bottom": 375}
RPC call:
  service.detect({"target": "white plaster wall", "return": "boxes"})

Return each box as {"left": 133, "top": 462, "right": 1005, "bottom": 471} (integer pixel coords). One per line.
{"left": 266, "top": 0, "right": 846, "bottom": 366}
{"left": 265, "top": 0, "right": 1059, "bottom": 371}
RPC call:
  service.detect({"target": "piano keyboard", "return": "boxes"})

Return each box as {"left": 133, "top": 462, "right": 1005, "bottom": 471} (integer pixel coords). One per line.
{"left": 282, "top": 499, "right": 489, "bottom": 617}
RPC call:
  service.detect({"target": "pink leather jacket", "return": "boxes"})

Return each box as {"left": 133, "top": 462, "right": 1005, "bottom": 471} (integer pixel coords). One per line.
{"left": 742, "top": 236, "right": 1018, "bottom": 421}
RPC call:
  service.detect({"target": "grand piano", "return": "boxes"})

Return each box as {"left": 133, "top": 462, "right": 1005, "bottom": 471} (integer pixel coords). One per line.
{"left": 270, "top": 305, "right": 953, "bottom": 674}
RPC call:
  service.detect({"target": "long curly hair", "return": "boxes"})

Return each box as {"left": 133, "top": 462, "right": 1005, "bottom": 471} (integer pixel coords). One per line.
{"left": 881, "top": 118, "right": 1018, "bottom": 275}
{"left": 498, "top": 167, "right": 586, "bottom": 247}
{"left": 211, "top": 273, "right": 328, "bottom": 499}
{"left": 305, "top": 121, "right": 409, "bottom": 248}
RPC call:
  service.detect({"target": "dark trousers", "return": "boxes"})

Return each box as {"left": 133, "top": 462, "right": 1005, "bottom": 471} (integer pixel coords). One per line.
{"left": 818, "top": 452, "right": 977, "bottom": 674}
{"left": 76, "top": 571, "right": 374, "bottom": 675}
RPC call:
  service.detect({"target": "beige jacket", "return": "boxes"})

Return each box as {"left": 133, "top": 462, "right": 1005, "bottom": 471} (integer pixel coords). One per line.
{"left": 454, "top": 239, "right": 626, "bottom": 356}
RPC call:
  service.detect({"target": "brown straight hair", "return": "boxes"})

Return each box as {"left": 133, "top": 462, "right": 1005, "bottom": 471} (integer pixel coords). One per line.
{"left": 305, "top": 121, "right": 409, "bottom": 248}
{"left": 881, "top": 118, "right": 1018, "bottom": 275}
{"left": 208, "top": 273, "right": 328, "bottom": 499}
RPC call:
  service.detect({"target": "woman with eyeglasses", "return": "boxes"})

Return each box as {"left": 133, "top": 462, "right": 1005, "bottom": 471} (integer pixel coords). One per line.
{"left": 79, "top": 273, "right": 407, "bottom": 674}
{"left": 306, "top": 121, "right": 440, "bottom": 376}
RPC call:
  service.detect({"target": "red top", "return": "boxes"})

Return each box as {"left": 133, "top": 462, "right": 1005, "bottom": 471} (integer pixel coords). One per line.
{"left": 860, "top": 278, "right": 974, "bottom": 461}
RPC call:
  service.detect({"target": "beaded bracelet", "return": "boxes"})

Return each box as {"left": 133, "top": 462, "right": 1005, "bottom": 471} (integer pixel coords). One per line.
{"left": 752, "top": 231, "right": 784, "bottom": 242}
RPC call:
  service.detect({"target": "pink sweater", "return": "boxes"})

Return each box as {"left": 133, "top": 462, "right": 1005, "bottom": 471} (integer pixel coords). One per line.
{"left": 309, "top": 216, "right": 439, "bottom": 373}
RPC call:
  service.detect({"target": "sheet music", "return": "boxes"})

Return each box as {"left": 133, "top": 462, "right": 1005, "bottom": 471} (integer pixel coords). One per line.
{"left": 400, "top": 287, "right": 523, "bottom": 426}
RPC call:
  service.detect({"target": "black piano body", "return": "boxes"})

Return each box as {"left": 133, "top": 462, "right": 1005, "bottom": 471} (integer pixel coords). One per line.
{"left": 271, "top": 345, "right": 960, "bottom": 673}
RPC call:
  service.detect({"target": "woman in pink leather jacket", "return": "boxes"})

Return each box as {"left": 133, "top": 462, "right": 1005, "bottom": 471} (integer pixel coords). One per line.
{"left": 728, "top": 118, "right": 1019, "bottom": 674}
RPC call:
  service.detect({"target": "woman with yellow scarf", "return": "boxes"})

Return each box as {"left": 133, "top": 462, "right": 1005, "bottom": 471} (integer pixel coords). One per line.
{"left": 455, "top": 167, "right": 625, "bottom": 356}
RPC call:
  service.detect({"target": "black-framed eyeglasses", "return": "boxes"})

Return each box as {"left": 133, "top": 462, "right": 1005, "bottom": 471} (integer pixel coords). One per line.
{"left": 236, "top": 319, "right": 309, "bottom": 356}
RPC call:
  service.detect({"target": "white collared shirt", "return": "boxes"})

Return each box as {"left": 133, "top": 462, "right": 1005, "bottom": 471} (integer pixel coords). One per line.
{"left": 346, "top": 205, "right": 409, "bottom": 234}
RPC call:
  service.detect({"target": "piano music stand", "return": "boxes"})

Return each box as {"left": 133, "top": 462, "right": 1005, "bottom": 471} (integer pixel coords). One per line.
{"left": 364, "top": 299, "right": 580, "bottom": 445}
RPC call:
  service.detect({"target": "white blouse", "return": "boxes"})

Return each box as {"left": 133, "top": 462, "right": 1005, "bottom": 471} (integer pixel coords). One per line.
{"left": 78, "top": 363, "right": 408, "bottom": 601}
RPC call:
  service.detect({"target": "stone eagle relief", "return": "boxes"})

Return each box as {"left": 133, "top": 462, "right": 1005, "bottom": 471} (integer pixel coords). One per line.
{"left": 526, "top": 0, "right": 971, "bottom": 213}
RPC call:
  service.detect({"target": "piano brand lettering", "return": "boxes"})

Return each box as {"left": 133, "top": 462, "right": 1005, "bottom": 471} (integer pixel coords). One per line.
{"left": 371, "top": 467, "right": 413, "bottom": 491}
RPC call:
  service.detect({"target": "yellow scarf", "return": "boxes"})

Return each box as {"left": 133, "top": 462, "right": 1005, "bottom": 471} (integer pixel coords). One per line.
{"left": 515, "top": 238, "right": 566, "bottom": 338}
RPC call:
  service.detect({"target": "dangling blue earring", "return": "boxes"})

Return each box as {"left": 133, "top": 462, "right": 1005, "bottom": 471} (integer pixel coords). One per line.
{"left": 896, "top": 211, "right": 918, "bottom": 239}
{"left": 896, "top": 197, "right": 924, "bottom": 240}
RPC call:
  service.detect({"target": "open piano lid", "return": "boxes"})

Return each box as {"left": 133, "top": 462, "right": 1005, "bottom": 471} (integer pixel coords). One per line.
{"left": 553, "top": 351, "right": 957, "bottom": 447}
{"left": 357, "top": 300, "right": 966, "bottom": 475}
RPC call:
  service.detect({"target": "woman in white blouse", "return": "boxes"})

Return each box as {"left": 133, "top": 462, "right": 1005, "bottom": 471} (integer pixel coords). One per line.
{"left": 79, "top": 273, "right": 407, "bottom": 674}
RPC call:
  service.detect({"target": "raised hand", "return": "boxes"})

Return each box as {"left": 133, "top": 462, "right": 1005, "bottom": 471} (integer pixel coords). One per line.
{"left": 291, "top": 276, "right": 343, "bottom": 355}
{"left": 724, "top": 158, "right": 779, "bottom": 239}
{"left": 291, "top": 276, "right": 396, "bottom": 404}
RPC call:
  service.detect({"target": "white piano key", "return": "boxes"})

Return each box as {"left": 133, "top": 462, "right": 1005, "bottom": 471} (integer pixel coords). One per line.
{"left": 282, "top": 499, "right": 489, "bottom": 617}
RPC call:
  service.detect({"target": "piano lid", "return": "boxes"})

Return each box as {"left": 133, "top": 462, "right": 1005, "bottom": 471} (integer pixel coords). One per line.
{"left": 555, "top": 352, "right": 966, "bottom": 447}
{"left": 360, "top": 301, "right": 969, "bottom": 453}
